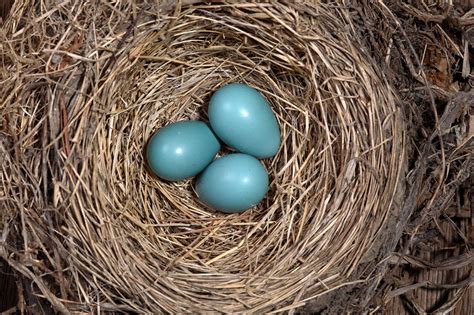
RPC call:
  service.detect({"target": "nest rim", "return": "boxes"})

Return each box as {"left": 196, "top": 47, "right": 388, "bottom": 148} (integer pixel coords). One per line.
{"left": 0, "top": 1, "right": 406, "bottom": 313}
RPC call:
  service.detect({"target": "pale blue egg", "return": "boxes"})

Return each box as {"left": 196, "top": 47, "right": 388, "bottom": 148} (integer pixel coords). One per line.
{"left": 208, "top": 83, "right": 280, "bottom": 159}
{"left": 146, "top": 121, "right": 220, "bottom": 181}
{"left": 196, "top": 153, "right": 269, "bottom": 213}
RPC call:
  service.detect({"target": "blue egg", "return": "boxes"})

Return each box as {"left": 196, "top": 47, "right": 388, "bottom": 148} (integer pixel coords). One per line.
{"left": 196, "top": 153, "right": 269, "bottom": 213}
{"left": 146, "top": 121, "right": 220, "bottom": 181}
{"left": 208, "top": 83, "right": 280, "bottom": 159}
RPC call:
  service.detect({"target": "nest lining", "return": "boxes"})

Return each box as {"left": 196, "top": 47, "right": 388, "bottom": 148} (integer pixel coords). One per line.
{"left": 0, "top": 1, "right": 405, "bottom": 313}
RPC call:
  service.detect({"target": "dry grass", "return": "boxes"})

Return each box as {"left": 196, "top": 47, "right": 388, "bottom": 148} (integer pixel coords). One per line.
{"left": 0, "top": 1, "right": 407, "bottom": 313}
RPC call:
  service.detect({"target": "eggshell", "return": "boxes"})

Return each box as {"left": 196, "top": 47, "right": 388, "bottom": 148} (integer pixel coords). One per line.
{"left": 146, "top": 120, "right": 220, "bottom": 181}
{"left": 196, "top": 153, "right": 269, "bottom": 213}
{"left": 208, "top": 83, "right": 280, "bottom": 159}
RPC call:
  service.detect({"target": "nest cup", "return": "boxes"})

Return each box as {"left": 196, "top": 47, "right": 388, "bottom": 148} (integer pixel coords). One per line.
{"left": 1, "top": 1, "right": 406, "bottom": 313}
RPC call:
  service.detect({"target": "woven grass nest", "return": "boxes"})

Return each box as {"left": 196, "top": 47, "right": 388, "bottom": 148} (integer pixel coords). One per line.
{"left": 1, "top": 1, "right": 406, "bottom": 313}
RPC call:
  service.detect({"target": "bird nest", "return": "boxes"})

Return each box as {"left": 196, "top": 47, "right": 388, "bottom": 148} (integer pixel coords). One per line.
{"left": 0, "top": 1, "right": 406, "bottom": 313}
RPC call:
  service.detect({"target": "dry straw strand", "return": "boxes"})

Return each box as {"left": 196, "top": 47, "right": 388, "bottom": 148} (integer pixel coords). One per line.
{"left": 1, "top": 0, "right": 406, "bottom": 313}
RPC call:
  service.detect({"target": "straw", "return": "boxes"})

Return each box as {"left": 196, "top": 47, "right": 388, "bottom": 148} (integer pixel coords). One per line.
{"left": 0, "top": 1, "right": 406, "bottom": 312}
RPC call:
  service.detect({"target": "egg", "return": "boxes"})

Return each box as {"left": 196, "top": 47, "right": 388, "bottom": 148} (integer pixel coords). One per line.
{"left": 146, "top": 120, "right": 220, "bottom": 181}
{"left": 208, "top": 83, "right": 280, "bottom": 159}
{"left": 196, "top": 153, "right": 269, "bottom": 213}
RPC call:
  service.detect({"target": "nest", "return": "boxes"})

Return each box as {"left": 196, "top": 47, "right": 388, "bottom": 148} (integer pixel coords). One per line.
{"left": 1, "top": 1, "right": 407, "bottom": 313}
